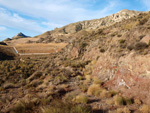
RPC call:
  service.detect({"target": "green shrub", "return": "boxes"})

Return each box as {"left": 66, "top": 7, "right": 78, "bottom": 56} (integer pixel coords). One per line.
{"left": 123, "top": 97, "right": 132, "bottom": 105}
{"left": 113, "top": 95, "right": 124, "bottom": 106}
{"left": 119, "top": 39, "right": 126, "bottom": 44}
{"left": 134, "top": 42, "right": 148, "bottom": 50}
{"left": 100, "top": 49, "right": 105, "bottom": 53}
{"left": 41, "top": 100, "right": 92, "bottom": 113}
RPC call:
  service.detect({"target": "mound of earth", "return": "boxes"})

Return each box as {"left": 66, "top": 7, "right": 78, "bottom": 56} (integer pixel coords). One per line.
{"left": 0, "top": 46, "right": 16, "bottom": 60}
{"left": 0, "top": 42, "right": 7, "bottom": 45}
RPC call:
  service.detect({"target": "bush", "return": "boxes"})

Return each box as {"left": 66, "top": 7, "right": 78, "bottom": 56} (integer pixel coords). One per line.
{"left": 116, "top": 107, "right": 130, "bottom": 113}
{"left": 138, "top": 18, "right": 148, "bottom": 25}
{"left": 119, "top": 39, "right": 126, "bottom": 44}
{"left": 54, "top": 75, "right": 68, "bottom": 84}
{"left": 134, "top": 98, "right": 141, "bottom": 105}
{"left": 100, "top": 90, "right": 111, "bottom": 99}
{"left": 11, "top": 100, "right": 34, "bottom": 113}
{"left": 79, "top": 84, "right": 88, "bottom": 93}
{"left": 113, "top": 95, "right": 124, "bottom": 106}
{"left": 134, "top": 42, "right": 148, "bottom": 50}
{"left": 100, "top": 49, "right": 105, "bottom": 53}
{"left": 87, "top": 84, "right": 103, "bottom": 96}
{"left": 92, "top": 76, "right": 102, "bottom": 85}
{"left": 123, "top": 97, "right": 132, "bottom": 105}
{"left": 41, "top": 100, "right": 92, "bottom": 113}
{"left": 73, "top": 95, "right": 89, "bottom": 104}
{"left": 140, "top": 104, "right": 150, "bottom": 113}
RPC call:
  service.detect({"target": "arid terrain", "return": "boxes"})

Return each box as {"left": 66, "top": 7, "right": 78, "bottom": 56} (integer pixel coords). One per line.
{"left": 15, "top": 43, "right": 67, "bottom": 54}
{"left": 1, "top": 9, "right": 150, "bottom": 113}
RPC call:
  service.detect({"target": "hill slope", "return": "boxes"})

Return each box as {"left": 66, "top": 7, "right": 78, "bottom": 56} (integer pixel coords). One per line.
{"left": 2, "top": 10, "right": 150, "bottom": 113}
{"left": 0, "top": 45, "right": 16, "bottom": 60}
{"left": 33, "top": 9, "right": 141, "bottom": 43}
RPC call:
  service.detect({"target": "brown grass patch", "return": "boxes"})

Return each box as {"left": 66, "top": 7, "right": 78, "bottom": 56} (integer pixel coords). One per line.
{"left": 15, "top": 43, "right": 67, "bottom": 53}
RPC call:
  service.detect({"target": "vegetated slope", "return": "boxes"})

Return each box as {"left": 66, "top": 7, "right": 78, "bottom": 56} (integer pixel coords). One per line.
{"left": 60, "top": 12, "right": 150, "bottom": 103}
{"left": 4, "top": 9, "right": 141, "bottom": 44}
{"left": 1, "top": 10, "right": 150, "bottom": 113}
{"left": 32, "top": 9, "right": 141, "bottom": 43}
{"left": 0, "top": 45, "right": 16, "bottom": 60}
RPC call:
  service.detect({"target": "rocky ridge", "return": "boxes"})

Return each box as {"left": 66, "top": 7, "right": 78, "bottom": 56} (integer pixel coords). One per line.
{"left": 12, "top": 32, "right": 30, "bottom": 39}
{"left": 32, "top": 9, "right": 141, "bottom": 43}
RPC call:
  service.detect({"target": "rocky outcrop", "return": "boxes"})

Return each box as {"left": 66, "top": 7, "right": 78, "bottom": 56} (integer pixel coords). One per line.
{"left": 56, "top": 9, "right": 141, "bottom": 34}
{"left": 0, "top": 42, "right": 7, "bottom": 45}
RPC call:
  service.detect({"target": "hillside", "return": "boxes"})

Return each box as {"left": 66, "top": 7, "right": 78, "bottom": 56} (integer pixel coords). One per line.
{"left": 0, "top": 45, "right": 16, "bottom": 60}
{"left": 4, "top": 9, "right": 141, "bottom": 45}
{"left": 33, "top": 9, "right": 141, "bottom": 43}
{"left": 1, "top": 10, "right": 150, "bottom": 113}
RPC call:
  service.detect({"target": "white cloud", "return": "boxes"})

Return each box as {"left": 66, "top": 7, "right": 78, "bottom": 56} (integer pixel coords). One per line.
{"left": 0, "top": 26, "right": 6, "bottom": 32}
{"left": 0, "top": 8, "right": 46, "bottom": 33}
{"left": 0, "top": 0, "right": 121, "bottom": 28}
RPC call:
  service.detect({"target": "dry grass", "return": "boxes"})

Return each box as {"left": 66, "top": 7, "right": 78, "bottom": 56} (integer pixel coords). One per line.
{"left": 15, "top": 43, "right": 67, "bottom": 53}
{"left": 113, "top": 95, "right": 124, "bottom": 106}
{"left": 92, "top": 76, "right": 102, "bottom": 85}
{"left": 3, "top": 82, "right": 16, "bottom": 89}
{"left": 41, "top": 99, "right": 91, "bottom": 113}
{"left": 134, "top": 98, "right": 141, "bottom": 105}
{"left": 87, "top": 84, "right": 103, "bottom": 96}
{"left": 106, "top": 99, "right": 114, "bottom": 105}
{"left": 140, "top": 104, "right": 150, "bottom": 113}
{"left": 73, "top": 94, "right": 89, "bottom": 104}
{"left": 99, "top": 90, "right": 111, "bottom": 99}
{"left": 116, "top": 107, "right": 130, "bottom": 113}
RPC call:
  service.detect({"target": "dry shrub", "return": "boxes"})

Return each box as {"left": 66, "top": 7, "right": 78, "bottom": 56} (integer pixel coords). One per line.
{"left": 123, "top": 97, "right": 132, "bottom": 105}
{"left": 140, "top": 104, "right": 150, "bottom": 113}
{"left": 134, "top": 98, "right": 141, "bottom": 105}
{"left": 87, "top": 84, "right": 102, "bottom": 96}
{"left": 116, "top": 107, "right": 130, "bottom": 113}
{"left": 113, "top": 95, "right": 124, "bottom": 106}
{"left": 106, "top": 99, "right": 114, "bottom": 105}
{"left": 41, "top": 99, "right": 92, "bottom": 113}
{"left": 134, "top": 42, "right": 148, "bottom": 50}
{"left": 93, "top": 76, "right": 102, "bottom": 85}
{"left": 79, "top": 84, "right": 88, "bottom": 93}
{"left": 73, "top": 94, "right": 89, "bottom": 104}
{"left": 3, "top": 82, "right": 15, "bottom": 89}
{"left": 77, "top": 75, "right": 85, "bottom": 80}
{"left": 11, "top": 100, "right": 34, "bottom": 113}
{"left": 85, "top": 75, "right": 92, "bottom": 81}
{"left": 100, "top": 90, "right": 111, "bottom": 99}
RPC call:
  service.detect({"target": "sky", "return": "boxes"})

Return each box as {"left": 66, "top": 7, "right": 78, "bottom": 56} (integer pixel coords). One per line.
{"left": 0, "top": 0, "right": 150, "bottom": 41}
